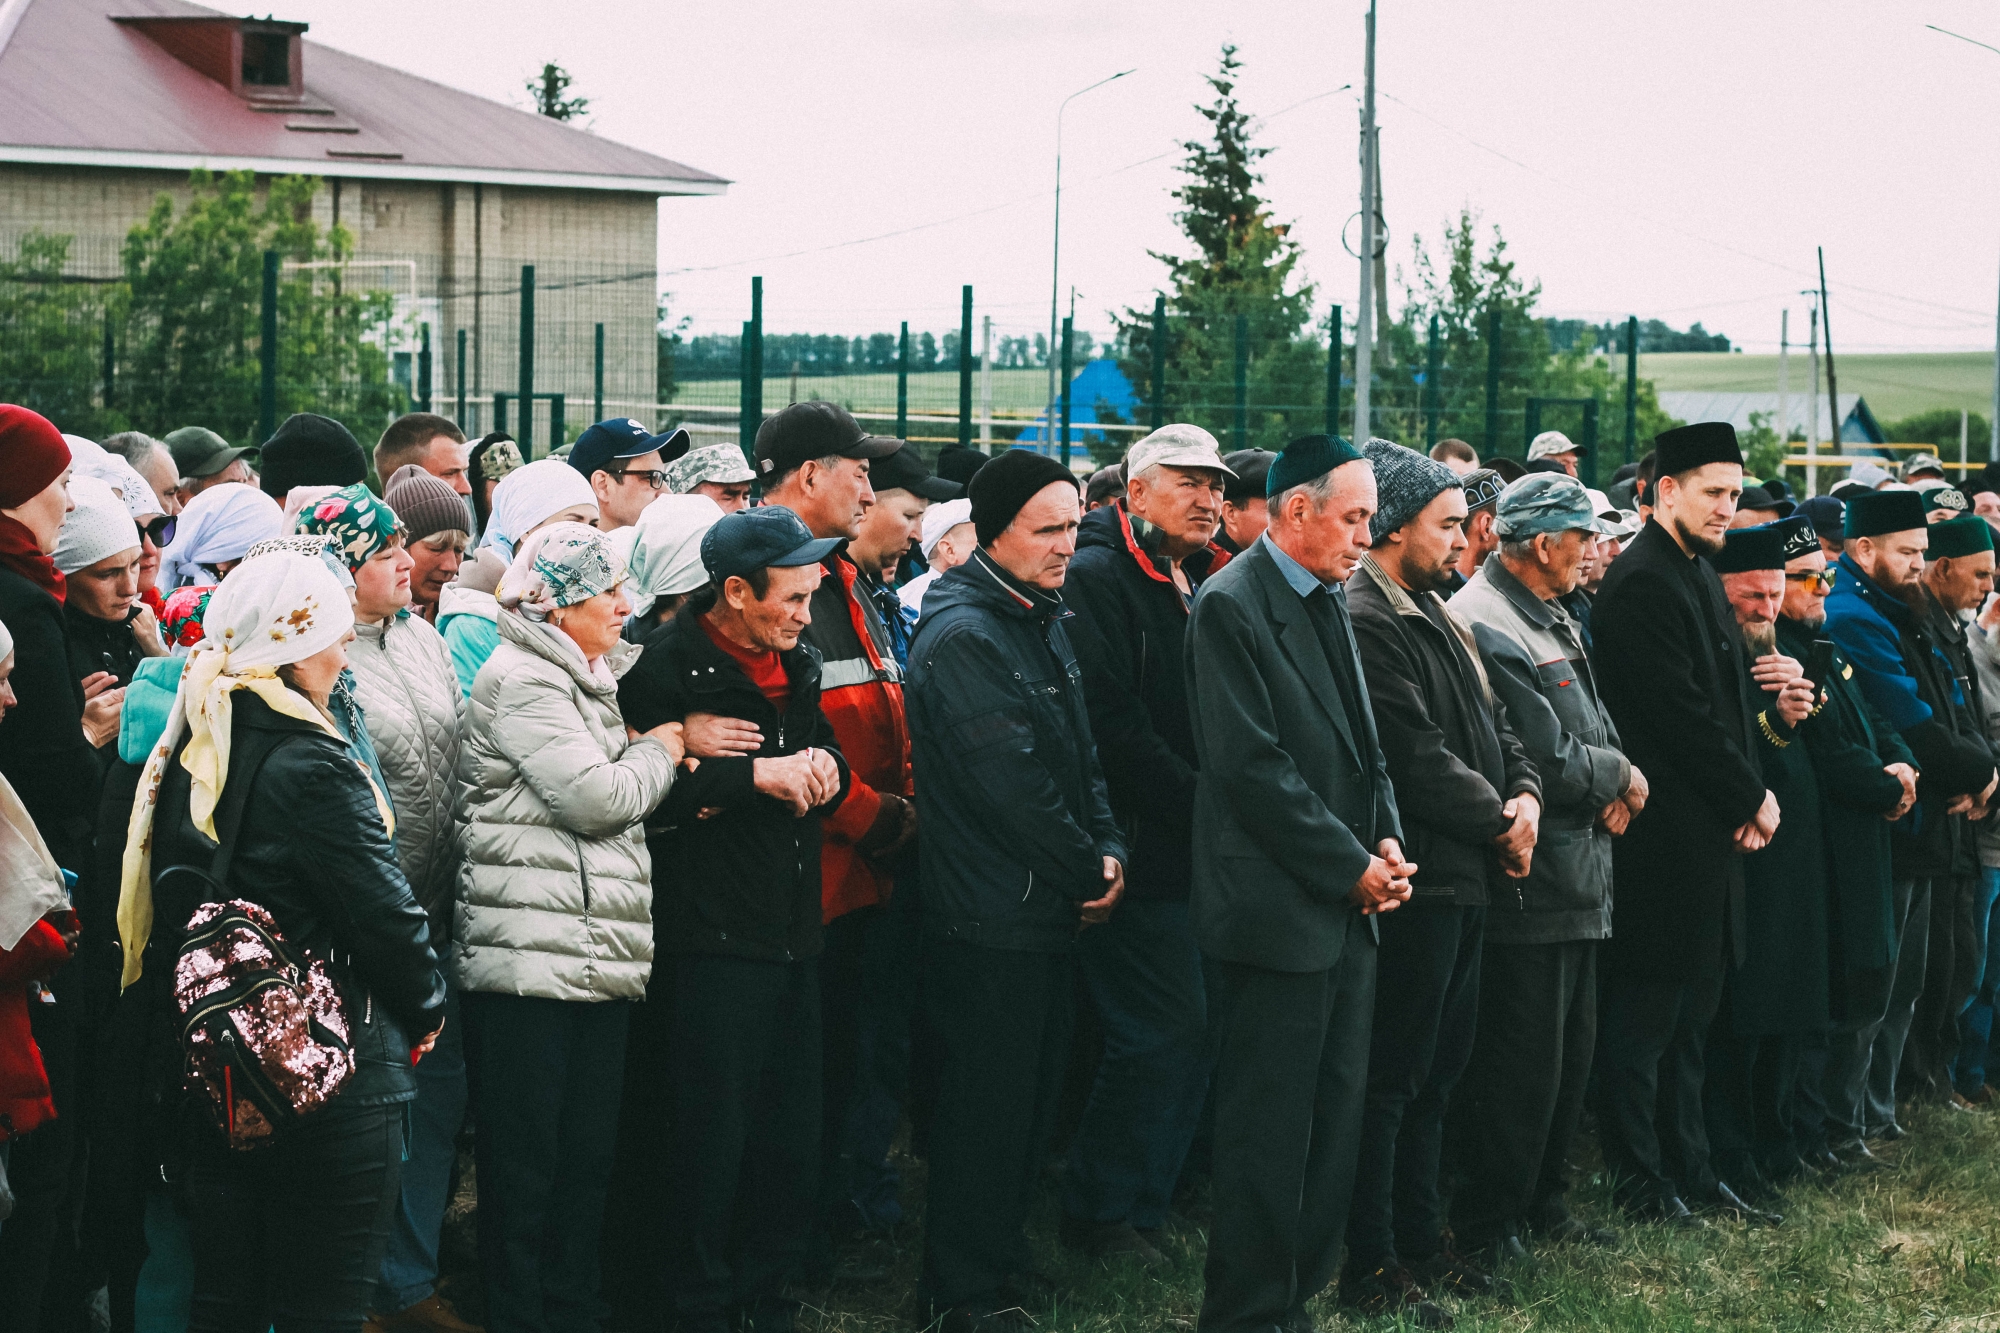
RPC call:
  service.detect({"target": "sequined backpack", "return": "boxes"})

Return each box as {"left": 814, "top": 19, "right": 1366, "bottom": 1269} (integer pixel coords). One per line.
{"left": 162, "top": 751, "right": 355, "bottom": 1150}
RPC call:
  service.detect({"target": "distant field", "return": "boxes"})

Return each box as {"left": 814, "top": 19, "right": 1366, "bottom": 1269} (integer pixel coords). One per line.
{"left": 1640, "top": 351, "right": 1995, "bottom": 425}
{"left": 666, "top": 367, "right": 1057, "bottom": 422}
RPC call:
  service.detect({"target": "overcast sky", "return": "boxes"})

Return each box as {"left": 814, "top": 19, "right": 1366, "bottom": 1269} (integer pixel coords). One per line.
{"left": 277, "top": 0, "right": 2000, "bottom": 355}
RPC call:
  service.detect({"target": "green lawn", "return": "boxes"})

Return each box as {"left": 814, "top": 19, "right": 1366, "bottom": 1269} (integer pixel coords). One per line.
{"left": 1640, "top": 352, "right": 1997, "bottom": 427}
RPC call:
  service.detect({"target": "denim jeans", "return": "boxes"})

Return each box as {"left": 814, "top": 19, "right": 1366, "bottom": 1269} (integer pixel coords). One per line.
{"left": 375, "top": 987, "right": 469, "bottom": 1313}
{"left": 1952, "top": 867, "right": 2000, "bottom": 1094}
{"left": 1062, "top": 900, "right": 1209, "bottom": 1231}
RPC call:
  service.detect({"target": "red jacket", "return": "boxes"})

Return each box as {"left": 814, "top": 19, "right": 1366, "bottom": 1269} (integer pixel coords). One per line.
{"left": 806, "top": 555, "right": 912, "bottom": 922}
{"left": 0, "top": 919, "right": 69, "bottom": 1140}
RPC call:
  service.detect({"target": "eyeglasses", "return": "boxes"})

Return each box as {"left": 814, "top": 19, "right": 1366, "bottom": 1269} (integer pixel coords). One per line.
{"left": 610, "top": 467, "right": 669, "bottom": 491}
{"left": 1785, "top": 570, "right": 1835, "bottom": 593}
{"left": 138, "top": 515, "right": 176, "bottom": 547}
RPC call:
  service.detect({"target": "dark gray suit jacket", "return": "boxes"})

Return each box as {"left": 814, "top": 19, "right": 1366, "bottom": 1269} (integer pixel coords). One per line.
{"left": 1185, "top": 538, "right": 1403, "bottom": 973}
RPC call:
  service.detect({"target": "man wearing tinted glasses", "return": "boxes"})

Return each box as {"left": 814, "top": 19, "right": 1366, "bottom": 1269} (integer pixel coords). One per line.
{"left": 566, "top": 417, "right": 694, "bottom": 531}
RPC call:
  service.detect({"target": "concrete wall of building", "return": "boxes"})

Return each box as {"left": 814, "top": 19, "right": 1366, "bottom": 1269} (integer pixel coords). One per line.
{"left": 0, "top": 163, "right": 660, "bottom": 448}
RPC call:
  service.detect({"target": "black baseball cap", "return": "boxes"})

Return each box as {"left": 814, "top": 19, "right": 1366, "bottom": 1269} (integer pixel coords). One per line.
{"left": 869, "top": 444, "right": 962, "bottom": 501}
{"left": 567, "top": 418, "right": 692, "bottom": 481}
{"left": 700, "top": 504, "right": 841, "bottom": 585}
{"left": 753, "top": 401, "right": 902, "bottom": 481}
{"left": 1222, "top": 449, "right": 1275, "bottom": 502}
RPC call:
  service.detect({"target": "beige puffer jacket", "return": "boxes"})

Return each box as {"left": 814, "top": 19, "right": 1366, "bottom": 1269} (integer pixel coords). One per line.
{"left": 453, "top": 609, "right": 677, "bottom": 1001}
{"left": 345, "top": 612, "right": 464, "bottom": 939}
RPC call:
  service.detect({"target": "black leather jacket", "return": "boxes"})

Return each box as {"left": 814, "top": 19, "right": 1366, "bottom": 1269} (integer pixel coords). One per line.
{"left": 150, "top": 692, "right": 446, "bottom": 1105}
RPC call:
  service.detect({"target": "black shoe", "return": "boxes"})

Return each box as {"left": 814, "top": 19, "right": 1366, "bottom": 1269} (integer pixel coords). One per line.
{"left": 735, "top": 1299, "right": 802, "bottom": 1333}
{"left": 1868, "top": 1121, "right": 1907, "bottom": 1142}
{"left": 1623, "top": 1192, "right": 1703, "bottom": 1228}
{"left": 996, "top": 1271, "right": 1058, "bottom": 1309}
{"left": 1830, "top": 1138, "right": 1892, "bottom": 1171}
{"left": 1802, "top": 1147, "right": 1844, "bottom": 1176}
{"left": 1698, "top": 1181, "right": 1782, "bottom": 1227}
{"left": 1057, "top": 1216, "right": 1168, "bottom": 1269}
{"left": 1338, "top": 1265, "right": 1454, "bottom": 1329}
{"left": 1464, "top": 1232, "right": 1532, "bottom": 1268}
{"left": 936, "top": 1302, "right": 1032, "bottom": 1333}
{"left": 1531, "top": 1212, "right": 1618, "bottom": 1247}
{"left": 1408, "top": 1248, "right": 1495, "bottom": 1297}
{"left": 1280, "top": 1308, "right": 1318, "bottom": 1333}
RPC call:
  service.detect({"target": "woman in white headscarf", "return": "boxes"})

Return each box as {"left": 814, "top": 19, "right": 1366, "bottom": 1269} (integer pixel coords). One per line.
{"left": 158, "top": 482, "right": 284, "bottom": 591}
{"left": 622, "top": 492, "right": 724, "bottom": 634}
{"left": 117, "top": 550, "right": 444, "bottom": 1330}
{"left": 455, "top": 522, "right": 680, "bottom": 1330}
{"left": 54, "top": 475, "right": 170, "bottom": 753}
{"left": 436, "top": 458, "right": 598, "bottom": 696}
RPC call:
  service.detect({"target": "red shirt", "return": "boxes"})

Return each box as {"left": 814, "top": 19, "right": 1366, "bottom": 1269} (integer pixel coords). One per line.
{"left": 699, "top": 612, "right": 790, "bottom": 710}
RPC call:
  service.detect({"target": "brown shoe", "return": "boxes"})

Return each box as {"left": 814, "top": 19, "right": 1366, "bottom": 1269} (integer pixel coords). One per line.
{"left": 375, "top": 1295, "right": 484, "bottom": 1333}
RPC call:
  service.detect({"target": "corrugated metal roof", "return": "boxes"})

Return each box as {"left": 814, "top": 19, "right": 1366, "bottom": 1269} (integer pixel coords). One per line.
{"left": 0, "top": 0, "right": 728, "bottom": 194}
{"left": 1657, "top": 391, "right": 1867, "bottom": 440}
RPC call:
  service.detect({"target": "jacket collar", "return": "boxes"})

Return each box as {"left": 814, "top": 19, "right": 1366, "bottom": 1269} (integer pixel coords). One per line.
{"left": 670, "top": 594, "right": 821, "bottom": 696}
{"left": 496, "top": 607, "right": 642, "bottom": 695}
{"left": 966, "top": 548, "right": 1068, "bottom": 621}
{"left": 1356, "top": 554, "right": 1496, "bottom": 703}
{"left": 1835, "top": 552, "right": 1915, "bottom": 628}
{"left": 1477, "top": 557, "right": 1560, "bottom": 629}
{"left": 1105, "top": 500, "right": 1230, "bottom": 591}
{"left": 1357, "top": 552, "right": 1430, "bottom": 619}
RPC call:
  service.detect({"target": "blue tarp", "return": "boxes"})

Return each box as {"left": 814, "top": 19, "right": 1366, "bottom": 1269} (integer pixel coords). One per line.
{"left": 1012, "top": 359, "right": 1139, "bottom": 452}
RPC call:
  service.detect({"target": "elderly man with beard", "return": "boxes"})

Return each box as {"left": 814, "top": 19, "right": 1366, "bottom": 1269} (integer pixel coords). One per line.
{"left": 1905, "top": 517, "right": 2000, "bottom": 1110}
{"left": 1769, "top": 518, "right": 1920, "bottom": 1168}
{"left": 1342, "top": 440, "right": 1540, "bottom": 1322}
{"left": 1591, "top": 422, "right": 1781, "bottom": 1227}
{"left": 1826, "top": 494, "right": 1998, "bottom": 1144}
{"left": 1702, "top": 521, "right": 1826, "bottom": 1201}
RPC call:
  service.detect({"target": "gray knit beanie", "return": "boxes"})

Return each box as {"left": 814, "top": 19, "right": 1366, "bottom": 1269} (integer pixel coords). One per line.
{"left": 1363, "top": 437, "right": 1462, "bottom": 544}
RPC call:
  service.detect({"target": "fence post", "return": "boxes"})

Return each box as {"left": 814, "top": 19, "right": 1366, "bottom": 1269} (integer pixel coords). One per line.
{"left": 418, "top": 323, "right": 432, "bottom": 413}
{"left": 258, "top": 249, "right": 279, "bottom": 443}
{"left": 101, "top": 310, "right": 114, "bottom": 411}
{"left": 518, "top": 264, "right": 536, "bottom": 457}
{"left": 1325, "top": 305, "right": 1342, "bottom": 437}
{"left": 593, "top": 323, "right": 604, "bottom": 424}
{"left": 739, "top": 321, "right": 754, "bottom": 461}
{"left": 1060, "top": 316, "right": 1074, "bottom": 468}
{"left": 958, "top": 285, "right": 973, "bottom": 448}
{"left": 1524, "top": 398, "right": 1542, "bottom": 455}
{"left": 1151, "top": 294, "right": 1167, "bottom": 431}
{"left": 748, "top": 276, "right": 764, "bottom": 450}
{"left": 1233, "top": 315, "right": 1248, "bottom": 452}
{"left": 455, "top": 329, "right": 467, "bottom": 427}
{"left": 1583, "top": 398, "right": 1600, "bottom": 487}
{"left": 1424, "top": 314, "right": 1441, "bottom": 448}
{"left": 1623, "top": 314, "right": 1638, "bottom": 464}
{"left": 980, "top": 314, "right": 994, "bottom": 450}
{"left": 550, "top": 394, "right": 565, "bottom": 453}
{"left": 897, "top": 322, "right": 909, "bottom": 443}
{"left": 1483, "top": 306, "right": 1501, "bottom": 459}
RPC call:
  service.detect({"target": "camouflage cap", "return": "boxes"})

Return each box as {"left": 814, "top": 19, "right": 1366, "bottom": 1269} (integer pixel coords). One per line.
{"left": 1494, "top": 473, "right": 1623, "bottom": 540}
{"left": 666, "top": 442, "right": 756, "bottom": 493}
{"left": 476, "top": 435, "right": 525, "bottom": 483}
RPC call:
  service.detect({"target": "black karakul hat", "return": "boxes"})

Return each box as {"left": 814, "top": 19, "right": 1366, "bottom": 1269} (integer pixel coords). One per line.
{"left": 1712, "top": 521, "right": 1789, "bottom": 574}
{"left": 1843, "top": 489, "right": 1929, "bottom": 539}
{"left": 1654, "top": 421, "right": 1743, "bottom": 476}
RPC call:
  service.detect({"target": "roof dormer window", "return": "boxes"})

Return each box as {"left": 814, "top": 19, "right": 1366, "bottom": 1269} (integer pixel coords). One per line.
{"left": 241, "top": 31, "right": 292, "bottom": 88}
{"left": 113, "top": 14, "right": 306, "bottom": 102}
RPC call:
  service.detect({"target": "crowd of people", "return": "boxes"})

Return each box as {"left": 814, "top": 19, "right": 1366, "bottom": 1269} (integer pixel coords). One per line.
{"left": 0, "top": 391, "right": 1997, "bottom": 1333}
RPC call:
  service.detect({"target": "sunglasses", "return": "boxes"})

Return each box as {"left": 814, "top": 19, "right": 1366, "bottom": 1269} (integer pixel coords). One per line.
{"left": 1785, "top": 570, "right": 1835, "bottom": 593}
{"left": 138, "top": 515, "right": 176, "bottom": 547}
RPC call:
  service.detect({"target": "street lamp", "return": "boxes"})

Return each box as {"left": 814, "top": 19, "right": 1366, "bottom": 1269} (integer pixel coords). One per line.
{"left": 1047, "top": 68, "right": 1135, "bottom": 451}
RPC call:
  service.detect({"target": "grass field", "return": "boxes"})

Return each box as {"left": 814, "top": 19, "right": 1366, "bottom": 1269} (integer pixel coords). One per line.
{"left": 1640, "top": 352, "right": 1996, "bottom": 426}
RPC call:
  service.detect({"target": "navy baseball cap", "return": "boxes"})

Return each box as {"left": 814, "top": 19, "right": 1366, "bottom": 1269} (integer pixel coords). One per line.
{"left": 700, "top": 504, "right": 841, "bottom": 585}
{"left": 567, "top": 418, "right": 692, "bottom": 480}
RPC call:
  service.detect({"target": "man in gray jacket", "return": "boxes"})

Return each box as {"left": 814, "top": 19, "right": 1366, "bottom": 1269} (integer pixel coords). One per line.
{"left": 1447, "top": 473, "right": 1647, "bottom": 1263}
{"left": 1185, "top": 433, "right": 1414, "bottom": 1333}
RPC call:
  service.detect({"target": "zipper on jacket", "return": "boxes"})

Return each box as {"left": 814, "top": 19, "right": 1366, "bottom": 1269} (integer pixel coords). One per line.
{"left": 1023, "top": 870, "right": 1033, "bottom": 902}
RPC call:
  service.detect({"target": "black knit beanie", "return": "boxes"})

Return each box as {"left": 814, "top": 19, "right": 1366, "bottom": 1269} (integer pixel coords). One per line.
{"left": 258, "top": 413, "right": 366, "bottom": 498}
{"left": 970, "top": 449, "right": 1080, "bottom": 547}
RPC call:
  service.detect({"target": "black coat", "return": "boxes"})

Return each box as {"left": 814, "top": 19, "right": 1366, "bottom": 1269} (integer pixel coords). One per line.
{"left": 1775, "top": 614, "right": 1915, "bottom": 1016}
{"left": 1925, "top": 592, "right": 1995, "bottom": 877}
{"left": 617, "top": 596, "right": 850, "bottom": 964}
{"left": 906, "top": 550, "right": 1125, "bottom": 954}
{"left": 1184, "top": 538, "right": 1402, "bottom": 973}
{"left": 0, "top": 566, "right": 100, "bottom": 872}
{"left": 1062, "top": 502, "right": 1229, "bottom": 903}
{"left": 1593, "top": 520, "right": 1765, "bottom": 982}
{"left": 1346, "top": 555, "right": 1539, "bottom": 906}
{"left": 63, "top": 601, "right": 147, "bottom": 690}
{"left": 149, "top": 692, "right": 445, "bottom": 1105}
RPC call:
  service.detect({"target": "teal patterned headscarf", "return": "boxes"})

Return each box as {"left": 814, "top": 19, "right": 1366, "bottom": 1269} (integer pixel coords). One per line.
{"left": 294, "top": 483, "right": 404, "bottom": 570}
{"left": 497, "top": 521, "right": 625, "bottom": 623}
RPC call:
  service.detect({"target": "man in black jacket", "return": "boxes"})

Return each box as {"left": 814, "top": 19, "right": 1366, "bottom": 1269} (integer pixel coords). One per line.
{"left": 1344, "top": 440, "right": 1540, "bottom": 1321}
{"left": 1061, "top": 423, "right": 1235, "bottom": 1265}
{"left": 617, "top": 505, "right": 851, "bottom": 1333}
{"left": 1185, "top": 434, "right": 1414, "bottom": 1333}
{"left": 905, "top": 450, "right": 1126, "bottom": 1333}
{"left": 1592, "top": 421, "right": 1779, "bottom": 1227}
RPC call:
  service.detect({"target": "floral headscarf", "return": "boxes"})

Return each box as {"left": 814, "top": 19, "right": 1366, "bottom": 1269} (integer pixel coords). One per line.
{"left": 498, "top": 522, "right": 626, "bottom": 624}
{"left": 160, "top": 584, "right": 216, "bottom": 649}
{"left": 245, "top": 534, "right": 355, "bottom": 591}
{"left": 294, "top": 483, "right": 403, "bottom": 571}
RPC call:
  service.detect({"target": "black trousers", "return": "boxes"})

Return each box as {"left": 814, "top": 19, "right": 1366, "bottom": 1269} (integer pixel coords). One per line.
{"left": 0, "top": 992, "right": 83, "bottom": 1333}
{"left": 1447, "top": 939, "right": 1597, "bottom": 1247}
{"left": 1346, "top": 904, "right": 1483, "bottom": 1272}
{"left": 465, "top": 992, "right": 630, "bottom": 1333}
{"left": 602, "top": 965, "right": 678, "bottom": 1333}
{"left": 184, "top": 1099, "right": 404, "bottom": 1333}
{"left": 1197, "top": 916, "right": 1376, "bottom": 1333}
{"left": 920, "top": 942, "right": 1072, "bottom": 1309}
{"left": 1907, "top": 874, "right": 1979, "bottom": 1101}
{"left": 663, "top": 953, "right": 821, "bottom": 1333}
{"left": 1703, "top": 1024, "right": 1805, "bottom": 1186}
{"left": 1592, "top": 952, "right": 1725, "bottom": 1206}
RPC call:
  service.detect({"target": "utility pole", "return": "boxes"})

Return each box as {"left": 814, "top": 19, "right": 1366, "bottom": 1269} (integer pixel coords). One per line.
{"left": 1047, "top": 70, "right": 1134, "bottom": 449}
{"left": 1352, "top": 0, "right": 1378, "bottom": 444}
{"left": 1992, "top": 248, "right": 2000, "bottom": 463}
{"left": 980, "top": 314, "right": 993, "bottom": 450}
{"left": 1776, "top": 309, "right": 1789, "bottom": 469}
{"left": 1805, "top": 300, "right": 1821, "bottom": 496}
{"left": 1819, "top": 248, "right": 1840, "bottom": 457}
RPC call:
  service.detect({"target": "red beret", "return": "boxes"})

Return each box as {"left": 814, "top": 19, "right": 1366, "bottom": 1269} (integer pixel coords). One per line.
{"left": 0, "top": 405, "right": 71, "bottom": 508}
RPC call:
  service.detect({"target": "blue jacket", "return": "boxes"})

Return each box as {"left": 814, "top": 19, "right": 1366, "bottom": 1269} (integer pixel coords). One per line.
{"left": 907, "top": 550, "right": 1126, "bottom": 953}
